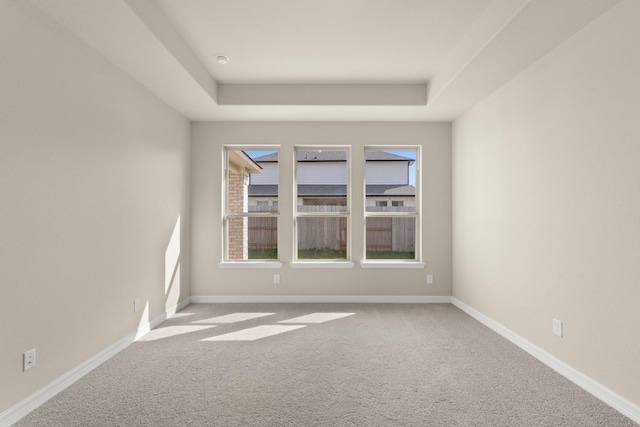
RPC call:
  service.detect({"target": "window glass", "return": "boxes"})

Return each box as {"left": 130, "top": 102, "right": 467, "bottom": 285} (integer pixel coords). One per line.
{"left": 297, "top": 149, "right": 348, "bottom": 213}
{"left": 295, "top": 147, "right": 349, "bottom": 260}
{"left": 365, "top": 149, "right": 416, "bottom": 213}
{"left": 297, "top": 216, "right": 347, "bottom": 260}
{"left": 224, "top": 148, "right": 278, "bottom": 261}
{"left": 226, "top": 217, "right": 278, "bottom": 260}
{"left": 365, "top": 217, "right": 415, "bottom": 259}
{"left": 365, "top": 147, "right": 419, "bottom": 261}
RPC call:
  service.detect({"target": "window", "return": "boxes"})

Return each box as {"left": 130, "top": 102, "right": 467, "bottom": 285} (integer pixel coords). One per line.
{"left": 223, "top": 147, "right": 279, "bottom": 261}
{"left": 294, "top": 147, "right": 350, "bottom": 261}
{"left": 364, "top": 147, "right": 420, "bottom": 261}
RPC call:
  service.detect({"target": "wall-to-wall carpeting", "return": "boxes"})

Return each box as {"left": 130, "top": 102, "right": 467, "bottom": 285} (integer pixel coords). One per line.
{"left": 15, "top": 304, "right": 637, "bottom": 426}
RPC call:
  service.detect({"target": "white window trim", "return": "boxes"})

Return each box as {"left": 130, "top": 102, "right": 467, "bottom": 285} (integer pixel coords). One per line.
{"left": 361, "top": 261, "right": 425, "bottom": 269}
{"left": 293, "top": 145, "right": 351, "bottom": 262}
{"left": 290, "top": 261, "right": 355, "bottom": 269}
{"left": 363, "top": 145, "right": 422, "bottom": 263}
{"left": 222, "top": 145, "right": 281, "bottom": 263}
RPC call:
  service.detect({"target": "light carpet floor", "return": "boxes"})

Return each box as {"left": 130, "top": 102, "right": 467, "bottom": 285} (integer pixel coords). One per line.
{"left": 15, "top": 303, "right": 638, "bottom": 426}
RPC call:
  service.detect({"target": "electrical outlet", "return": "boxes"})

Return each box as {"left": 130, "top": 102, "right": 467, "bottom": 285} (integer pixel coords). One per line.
{"left": 553, "top": 319, "right": 563, "bottom": 337}
{"left": 426, "top": 274, "right": 433, "bottom": 284}
{"left": 273, "top": 274, "right": 280, "bottom": 284}
{"left": 23, "top": 349, "right": 36, "bottom": 371}
{"left": 134, "top": 298, "right": 141, "bottom": 313}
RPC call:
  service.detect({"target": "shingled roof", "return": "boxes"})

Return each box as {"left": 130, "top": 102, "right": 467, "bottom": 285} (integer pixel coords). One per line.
{"left": 252, "top": 151, "right": 414, "bottom": 163}
{"left": 249, "top": 184, "right": 415, "bottom": 197}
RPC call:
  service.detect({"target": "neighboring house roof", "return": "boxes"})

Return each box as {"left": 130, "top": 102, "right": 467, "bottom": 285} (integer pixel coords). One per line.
{"left": 252, "top": 151, "right": 414, "bottom": 163}
{"left": 364, "top": 151, "right": 413, "bottom": 162}
{"left": 248, "top": 185, "right": 278, "bottom": 196}
{"left": 248, "top": 185, "right": 415, "bottom": 197}
{"left": 367, "top": 185, "right": 415, "bottom": 196}
{"left": 228, "top": 150, "right": 262, "bottom": 174}
{"left": 298, "top": 185, "right": 348, "bottom": 197}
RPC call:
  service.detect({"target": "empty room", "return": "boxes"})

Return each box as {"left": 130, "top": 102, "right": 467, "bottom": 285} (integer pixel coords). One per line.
{"left": 1, "top": 0, "right": 638, "bottom": 425}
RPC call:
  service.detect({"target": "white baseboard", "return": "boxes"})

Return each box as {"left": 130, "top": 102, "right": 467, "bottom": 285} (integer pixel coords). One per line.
{"left": 134, "top": 298, "right": 192, "bottom": 340}
{"left": 190, "top": 295, "right": 452, "bottom": 304}
{"left": 451, "top": 297, "right": 640, "bottom": 425}
{"left": 0, "top": 332, "right": 136, "bottom": 427}
{"left": 171, "top": 297, "right": 192, "bottom": 314}
{"left": 0, "top": 298, "right": 191, "bottom": 427}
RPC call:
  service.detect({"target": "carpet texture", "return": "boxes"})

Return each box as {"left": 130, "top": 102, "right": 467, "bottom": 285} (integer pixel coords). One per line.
{"left": 15, "top": 303, "right": 637, "bottom": 426}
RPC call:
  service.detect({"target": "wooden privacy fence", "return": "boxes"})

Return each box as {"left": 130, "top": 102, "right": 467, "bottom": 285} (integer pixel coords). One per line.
{"left": 365, "top": 206, "right": 415, "bottom": 252}
{"left": 248, "top": 205, "right": 415, "bottom": 252}
{"left": 365, "top": 216, "right": 415, "bottom": 252}
{"left": 296, "top": 215, "right": 347, "bottom": 251}
{"left": 247, "top": 206, "right": 278, "bottom": 250}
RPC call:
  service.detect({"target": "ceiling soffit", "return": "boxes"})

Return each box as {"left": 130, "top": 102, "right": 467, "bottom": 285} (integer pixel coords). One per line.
{"left": 27, "top": 0, "right": 623, "bottom": 121}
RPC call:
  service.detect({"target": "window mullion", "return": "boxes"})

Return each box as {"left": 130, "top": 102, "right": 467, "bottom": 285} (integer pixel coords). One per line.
{"left": 227, "top": 212, "right": 279, "bottom": 218}
{"left": 296, "top": 212, "right": 349, "bottom": 217}
{"left": 364, "top": 212, "right": 417, "bottom": 217}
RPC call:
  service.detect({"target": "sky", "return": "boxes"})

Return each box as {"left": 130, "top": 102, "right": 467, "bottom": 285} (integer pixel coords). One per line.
{"left": 245, "top": 150, "right": 276, "bottom": 160}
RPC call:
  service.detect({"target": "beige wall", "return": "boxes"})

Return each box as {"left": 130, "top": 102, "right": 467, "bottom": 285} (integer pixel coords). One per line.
{"left": 452, "top": 1, "right": 640, "bottom": 406}
{"left": 0, "top": 1, "right": 191, "bottom": 412}
{"left": 191, "top": 122, "right": 451, "bottom": 297}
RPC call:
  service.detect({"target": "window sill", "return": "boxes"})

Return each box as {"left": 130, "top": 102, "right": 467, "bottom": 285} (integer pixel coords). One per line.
{"left": 290, "top": 261, "right": 355, "bottom": 269}
{"left": 361, "top": 261, "right": 425, "bottom": 269}
{"left": 219, "top": 261, "right": 283, "bottom": 269}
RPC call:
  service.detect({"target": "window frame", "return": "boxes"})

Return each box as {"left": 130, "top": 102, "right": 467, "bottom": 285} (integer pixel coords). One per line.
{"left": 221, "top": 145, "right": 282, "bottom": 266}
{"left": 292, "top": 145, "right": 352, "bottom": 265}
{"left": 363, "top": 145, "right": 422, "bottom": 265}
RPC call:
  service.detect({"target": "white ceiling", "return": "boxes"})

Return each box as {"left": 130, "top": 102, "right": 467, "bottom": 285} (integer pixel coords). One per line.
{"left": 28, "top": 0, "right": 621, "bottom": 121}
{"left": 155, "top": 0, "right": 491, "bottom": 84}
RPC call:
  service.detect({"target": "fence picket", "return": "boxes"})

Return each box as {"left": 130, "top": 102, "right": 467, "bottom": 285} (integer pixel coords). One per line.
{"left": 248, "top": 205, "right": 415, "bottom": 252}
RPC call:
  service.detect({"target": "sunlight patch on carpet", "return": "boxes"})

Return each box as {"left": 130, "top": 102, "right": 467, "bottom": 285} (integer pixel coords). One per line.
{"left": 192, "top": 313, "right": 275, "bottom": 324}
{"left": 278, "top": 313, "right": 355, "bottom": 324}
{"left": 170, "top": 312, "right": 195, "bottom": 318}
{"left": 201, "top": 325, "right": 306, "bottom": 341}
{"left": 139, "top": 325, "right": 216, "bottom": 342}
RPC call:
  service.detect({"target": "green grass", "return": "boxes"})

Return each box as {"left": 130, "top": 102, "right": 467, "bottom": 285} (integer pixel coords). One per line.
{"left": 297, "top": 248, "right": 347, "bottom": 260}
{"left": 248, "top": 248, "right": 278, "bottom": 259}
{"left": 366, "top": 251, "right": 415, "bottom": 260}
{"left": 249, "top": 247, "right": 414, "bottom": 260}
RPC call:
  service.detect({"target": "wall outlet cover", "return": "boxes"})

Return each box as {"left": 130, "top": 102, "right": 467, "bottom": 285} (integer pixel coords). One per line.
{"left": 23, "top": 349, "right": 36, "bottom": 371}
{"left": 553, "top": 319, "right": 563, "bottom": 337}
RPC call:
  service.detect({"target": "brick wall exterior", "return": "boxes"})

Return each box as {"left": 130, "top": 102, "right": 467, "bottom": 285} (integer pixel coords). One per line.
{"left": 227, "top": 171, "right": 248, "bottom": 260}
